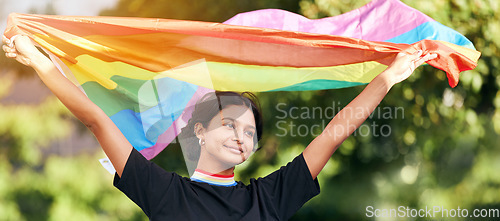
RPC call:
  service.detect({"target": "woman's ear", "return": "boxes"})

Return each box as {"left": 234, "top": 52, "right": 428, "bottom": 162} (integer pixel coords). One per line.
{"left": 194, "top": 122, "right": 205, "bottom": 140}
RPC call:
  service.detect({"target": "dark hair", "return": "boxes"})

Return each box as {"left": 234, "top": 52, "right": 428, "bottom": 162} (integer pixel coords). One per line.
{"left": 178, "top": 91, "right": 263, "bottom": 174}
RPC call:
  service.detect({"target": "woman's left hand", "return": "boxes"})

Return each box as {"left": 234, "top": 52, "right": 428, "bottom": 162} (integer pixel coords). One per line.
{"left": 380, "top": 50, "right": 438, "bottom": 86}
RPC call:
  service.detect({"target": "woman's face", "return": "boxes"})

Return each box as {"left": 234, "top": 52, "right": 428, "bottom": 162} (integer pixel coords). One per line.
{"left": 199, "top": 104, "right": 257, "bottom": 169}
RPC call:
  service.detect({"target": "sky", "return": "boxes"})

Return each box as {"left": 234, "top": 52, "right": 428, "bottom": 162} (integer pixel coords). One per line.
{"left": 1, "top": 0, "right": 118, "bottom": 33}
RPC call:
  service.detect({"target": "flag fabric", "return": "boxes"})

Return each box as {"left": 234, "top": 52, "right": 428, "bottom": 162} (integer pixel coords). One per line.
{"left": 224, "top": 0, "right": 476, "bottom": 49}
{"left": 3, "top": 0, "right": 480, "bottom": 159}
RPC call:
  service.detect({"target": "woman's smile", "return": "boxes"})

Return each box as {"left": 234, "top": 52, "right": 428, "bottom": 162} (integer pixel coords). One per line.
{"left": 223, "top": 144, "right": 244, "bottom": 154}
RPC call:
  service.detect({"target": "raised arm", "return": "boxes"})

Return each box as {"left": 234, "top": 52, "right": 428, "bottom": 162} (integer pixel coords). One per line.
{"left": 3, "top": 35, "right": 132, "bottom": 177}
{"left": 303, "top": 50, "right": 437, "bottom": 179}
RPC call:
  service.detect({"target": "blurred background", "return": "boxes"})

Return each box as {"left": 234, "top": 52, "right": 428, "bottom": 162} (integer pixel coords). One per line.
{"left": 0, "top": 0, "right": 499, "bottom": 220}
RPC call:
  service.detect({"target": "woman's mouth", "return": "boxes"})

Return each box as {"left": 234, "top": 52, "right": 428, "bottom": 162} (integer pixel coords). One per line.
{"left": 224, "top": 145, "right": 243, "bottom": 154}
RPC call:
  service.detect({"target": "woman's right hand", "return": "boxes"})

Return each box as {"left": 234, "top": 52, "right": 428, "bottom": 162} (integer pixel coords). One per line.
{"left": 3, "top": 35, "right": 45, "bottom": 67}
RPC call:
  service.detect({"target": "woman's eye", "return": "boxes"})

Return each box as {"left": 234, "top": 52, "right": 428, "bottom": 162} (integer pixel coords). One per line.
{"left": 224, "top": 123, "right": 234, "bottom": 129}
{"left": 245, "top": 131, "right": 254, "bottom": 137}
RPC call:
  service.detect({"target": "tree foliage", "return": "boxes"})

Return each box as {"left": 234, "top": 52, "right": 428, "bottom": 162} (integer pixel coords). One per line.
{"left": 0, "top": 0, "right": 498, "bottom": 220}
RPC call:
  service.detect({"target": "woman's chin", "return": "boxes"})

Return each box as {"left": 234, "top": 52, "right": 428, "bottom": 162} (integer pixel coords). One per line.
{"left": 220, "top": 152, "right": 249, "bottom": 167}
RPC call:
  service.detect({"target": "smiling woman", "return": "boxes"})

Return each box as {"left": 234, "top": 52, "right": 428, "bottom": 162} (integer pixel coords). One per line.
{"left": 111, "top": 90, "right": 321, "bottom": 220}
{"left": 177, "top": 91, "right": 263, "bottom": 176}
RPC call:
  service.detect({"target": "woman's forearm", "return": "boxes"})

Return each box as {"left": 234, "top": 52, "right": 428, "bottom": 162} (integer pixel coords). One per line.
{"left": 34, "top": 56, "right": 132, "bottom": 175}
{"left": 303, "top": 50, "right": 437, "bottom": 179}
{"left": 322, "top": 73, "right": 392, "bottom": 146}
{"left": 303, "top": 73, "right": 393, "bottom": 178}
{"left": 30, "top": 52, "right": 105, "bottom": 127}
{"left": 4, "top": 36, "right": 132, "bottom": 176}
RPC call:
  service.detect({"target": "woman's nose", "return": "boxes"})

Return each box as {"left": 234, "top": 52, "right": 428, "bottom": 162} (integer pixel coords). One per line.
{"left": 231, "top": 129, "right": 244, "bottom": 144}
{"left": 232, "top": 137, "right": 242, "bottom": 144}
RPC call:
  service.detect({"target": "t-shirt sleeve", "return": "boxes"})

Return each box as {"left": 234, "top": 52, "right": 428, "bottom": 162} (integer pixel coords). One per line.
{"left": 113, "top": 148, "right": 177, "bottom": 218}
{"left": 256, "top": 153, "right": 320, "bottom": 220}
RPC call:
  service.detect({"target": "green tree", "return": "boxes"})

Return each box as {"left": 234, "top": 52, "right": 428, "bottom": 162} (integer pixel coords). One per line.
{"left": 2, "top": 0, "right": 498, "bottom": 220}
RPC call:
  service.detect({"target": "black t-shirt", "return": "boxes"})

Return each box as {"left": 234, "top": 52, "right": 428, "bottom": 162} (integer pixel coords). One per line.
{"left": 114, "top": 148, "right": 320, "bottom": 221}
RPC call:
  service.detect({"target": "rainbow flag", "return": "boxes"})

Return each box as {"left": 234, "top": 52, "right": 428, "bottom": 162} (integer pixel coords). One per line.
{"left": 3, "top": 0, "right": 480, "bottom": 159}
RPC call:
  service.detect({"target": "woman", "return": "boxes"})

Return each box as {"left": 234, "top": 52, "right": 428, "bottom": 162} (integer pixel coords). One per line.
{"left": 3, "top": 35, "right": 436, "bottom": 220}
{"left": 177, "top": 91, "right": 263, "bottom": 178}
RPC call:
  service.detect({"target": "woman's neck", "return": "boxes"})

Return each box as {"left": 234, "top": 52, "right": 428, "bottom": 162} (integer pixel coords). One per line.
{"left": 191, "top": 153, "right": 237, "bottom": 186}
{"left": 195, "top": 160, "right": 235, "bottom": 176}
{"left": 196, "top": 150, "right": 237, "bottom": 175}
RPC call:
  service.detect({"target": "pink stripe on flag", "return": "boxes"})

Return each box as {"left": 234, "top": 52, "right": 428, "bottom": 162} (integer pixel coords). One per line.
{"left": 223, "top": 0, "right": 433, "bottom": 41}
